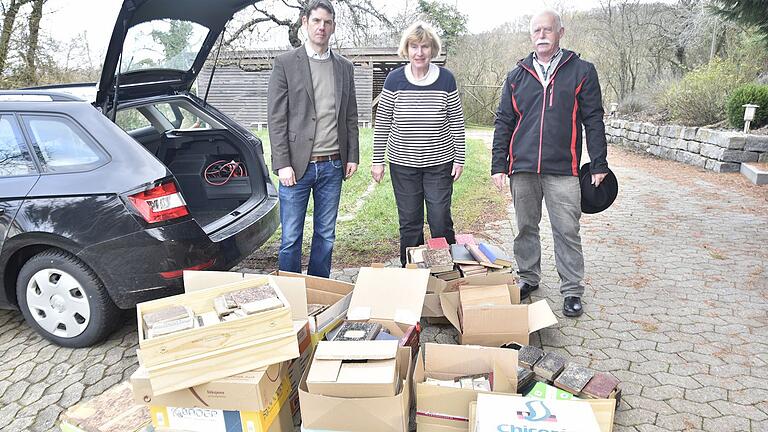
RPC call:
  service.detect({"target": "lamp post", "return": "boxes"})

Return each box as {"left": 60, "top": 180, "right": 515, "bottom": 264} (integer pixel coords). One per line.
{"left": 743, "top": 104, "right": 759, "bottom": 134}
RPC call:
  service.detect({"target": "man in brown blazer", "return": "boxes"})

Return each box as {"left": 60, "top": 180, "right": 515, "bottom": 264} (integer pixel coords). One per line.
{"left": 267, "top": 0, "right": 359, "bottom": 278}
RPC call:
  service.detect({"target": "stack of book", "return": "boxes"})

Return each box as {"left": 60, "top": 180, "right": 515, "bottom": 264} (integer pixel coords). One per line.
{"left": 448, "top": 235, "right": 515, "bottom": 276}
{"left": 407, "top": 237, "right": 460, "bottom": 280}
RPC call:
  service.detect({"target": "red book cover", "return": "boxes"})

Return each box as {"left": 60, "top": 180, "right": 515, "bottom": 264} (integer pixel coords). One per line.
{"left": 426, "top": 237, "right": 450, "bottom": 250}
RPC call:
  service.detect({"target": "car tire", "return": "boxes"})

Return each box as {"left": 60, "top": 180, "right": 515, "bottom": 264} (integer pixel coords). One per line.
{"left": 16, "top": 249, "right": 122, "bottom": 348}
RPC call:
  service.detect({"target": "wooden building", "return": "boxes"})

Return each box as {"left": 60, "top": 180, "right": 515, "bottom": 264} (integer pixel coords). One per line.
{"left": 197, "top": 47, "right": 446, "bottom": 129}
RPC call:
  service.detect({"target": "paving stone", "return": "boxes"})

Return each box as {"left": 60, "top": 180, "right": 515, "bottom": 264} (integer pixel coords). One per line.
{"left": 685, "top": 386, "right": 727, "bottom": 403}
{"left": 640, "top": 384, "right": 685, "bottom": 401}
{"left": 654, "top": 413, "right": 703, "bottom": 431}
{"left": 709, "top": 400, "right": 768, "bottom": 422}
{"left": 703, "top": 415, "right": 751, "bottom": 431}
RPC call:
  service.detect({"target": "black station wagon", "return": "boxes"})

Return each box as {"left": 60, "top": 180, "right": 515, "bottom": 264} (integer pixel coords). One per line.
{"left": 0, "top": 0, "right": 278, "bottom": 347}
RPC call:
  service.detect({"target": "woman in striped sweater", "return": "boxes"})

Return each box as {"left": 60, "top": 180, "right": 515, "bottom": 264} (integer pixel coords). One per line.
{"left": 371, "top": 21, "right": 466, "bottom": 267}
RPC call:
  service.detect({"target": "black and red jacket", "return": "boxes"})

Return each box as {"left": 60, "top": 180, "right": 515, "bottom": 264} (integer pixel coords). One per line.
{"left": 492, "top": 49, "right": 609, "bottom": 177}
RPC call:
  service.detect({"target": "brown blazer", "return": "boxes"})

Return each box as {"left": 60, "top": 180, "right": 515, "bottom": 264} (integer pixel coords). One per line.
{"left": 267, "top": 46, "right": 360, "bottom": 181}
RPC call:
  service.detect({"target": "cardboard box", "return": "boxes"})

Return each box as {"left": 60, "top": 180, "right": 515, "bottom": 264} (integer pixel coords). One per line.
{"left": 136, "top": 274, "right": 299, "bottom": 395}
{"left": 347, "top": 267, "right": 430, "bottom": 335}
{"left": 423, "top": 273, "right": 520, "bottom": 319}
{"left": 467, "top": 398, "right": 617, "bottom": 432}
{"left": 273, "top": 270, "right": 354, "bottom": 337}
{"left": 306, "top": 340, "right": 400, "bottom": 398}
{"left": 131, "top": 361, "right": 283, "bottom": 412}
{"left": 440, "top": 283, "right": 558, "bottom": 346}
{"left": 414, "top": 343, "right": 519, "bottom": 431}
{"left": 149, "top": 371, "right": 294, "bottom": 432}
{"left": 299, "top": 346, "right": 413, "bottom": 432}
{"left": 474, "top": 393, "right": 601, "bottom": 432}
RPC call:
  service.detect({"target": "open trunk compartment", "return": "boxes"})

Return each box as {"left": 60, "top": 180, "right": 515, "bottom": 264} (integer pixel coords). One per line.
{"left": 158, "top": 129, "right": 266, "bottom": 227}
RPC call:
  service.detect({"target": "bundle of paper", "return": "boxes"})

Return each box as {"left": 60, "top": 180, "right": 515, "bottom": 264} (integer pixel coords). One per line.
{"left": 142, "top": 305, "right": 194, "bottom": 339}
{"left": 213, "top": 284, "right": 283, "bottom": 320}
{"left": 424, "top": 372, "right": 493, "bottom": 391}
{"left": 329, "top": 321, "right": 383, "bottom": 341}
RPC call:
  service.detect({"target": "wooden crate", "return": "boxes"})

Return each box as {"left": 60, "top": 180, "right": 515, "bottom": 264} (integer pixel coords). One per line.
{"left": 136, "top": 276, "right": 298, "bottom": 395}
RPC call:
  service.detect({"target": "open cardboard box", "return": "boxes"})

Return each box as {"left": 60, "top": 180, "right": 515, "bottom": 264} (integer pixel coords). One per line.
{"left": 440, "top": 282, "right": 557, "bottom": 346}
{"left": 423, "top": 273, "right": 520, "bottom": 319}
{"left": 306, "top": 340, "right": 400, "bottom": 398}
{"left": 299, "top": 345, "right": 414, "bottom": 432}
{"left": 414, "top": 343, "right": 519, "bottom": 432}
{"left": 345, "top": 266, "right": 430, "bottom": 353}
{"left": 135, "top": 274, "right": 299, "bottom": 395}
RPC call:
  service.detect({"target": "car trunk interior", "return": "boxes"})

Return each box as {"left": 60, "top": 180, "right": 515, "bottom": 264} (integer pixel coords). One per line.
{"left": 136, "top": 128, "right": 266, "bottom": 228}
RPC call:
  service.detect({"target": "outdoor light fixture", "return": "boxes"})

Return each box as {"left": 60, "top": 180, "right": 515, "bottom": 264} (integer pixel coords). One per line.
{"left": 743, "top": 103, "right": 759, "bottom": 133}
{"left": 609, "top": 102, "right": 619, "bottom": 117}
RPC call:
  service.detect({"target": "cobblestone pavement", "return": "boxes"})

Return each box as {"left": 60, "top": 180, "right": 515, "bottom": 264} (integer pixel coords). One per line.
{"left": 1, "top": 143, "right": 767, "bottom": 431}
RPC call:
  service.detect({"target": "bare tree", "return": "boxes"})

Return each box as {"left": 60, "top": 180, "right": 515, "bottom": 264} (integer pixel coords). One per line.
{"left": 22, "top": 0, "right": 45, "bottom": 85}
{"left": 0, "top": 0, "right": 33, "bottom": 73}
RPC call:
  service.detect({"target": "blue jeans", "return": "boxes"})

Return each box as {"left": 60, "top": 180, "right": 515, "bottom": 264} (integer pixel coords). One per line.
{"left": 278, "top": 159, "right": 343, "bottom": 277}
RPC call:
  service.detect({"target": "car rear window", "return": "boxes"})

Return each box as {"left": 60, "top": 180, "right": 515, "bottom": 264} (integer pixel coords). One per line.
{"left": 22, "top": 115, "right": 107, "bottom": 173}
{"left": 0, "top": 114, "right": 36, "bottom": 177}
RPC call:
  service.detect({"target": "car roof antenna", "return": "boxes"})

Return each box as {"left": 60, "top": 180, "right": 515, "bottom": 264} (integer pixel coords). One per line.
{"left": 203, "top": 27, "right": 226, "bottom": 108}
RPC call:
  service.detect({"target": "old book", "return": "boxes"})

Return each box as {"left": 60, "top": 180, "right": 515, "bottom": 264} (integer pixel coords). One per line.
{"left": 423, "top": 248, "right": 454, "bottom": 273}
{"left": 450, "top": 244, "right": 478, "bottom": 265}
{"left": 240, "top": 296, "right": 283, "bottom": 314}
{"left": 59, "top": 381, "right": 151, "bottom": 432}
{"left": 142, "top": 305, "right": 190, "bottom": 329}
{"left": 534, "top": 352, "right": 567, "bottom": 381}
{"left": 478, "top": 243, "right": 514, "bottom": 267}
{"left": 427, "top": 237, "right": 450, "bottom": 250}
{"left": 146, "top": 315, "right": 194, "bottom": 339}
{"left": 229, "top": 284, "right": 279, "bottom": 306}
{"left": 554, "top": 364, "right": 595, "bottom": 394}
{"left": 307, "top": 303, "right": 329, "bottom": 317}
{"left": 465, "top": 244, "right": 503, "bottom": 269}
{"left": 331, "top": 321, "right": 383, "bottom": 341}
{"left": 581, "top": 372, "right": 620, "bottom": 399}
{"left": 434, "top": 269, "right": 461, "bottom": 280}
{"left": 455, "top": 233, "right": 477, "bottom": 246}
{"left": 516, "top": 366, "right": 536, "bottom": 392}
{"left": 213, "top": 296, "right": 234, "bottom": 317}
{"left": 518, "top": 345, "right": 545, "bottom": 370}
{"left": 407, "top": 245, "right": 429, "bottom": 267}
{"left": 425, "top": 377, "right": 461, "bottom": 388}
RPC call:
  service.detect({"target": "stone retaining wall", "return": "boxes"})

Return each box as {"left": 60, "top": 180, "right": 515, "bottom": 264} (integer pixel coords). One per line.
{"left": 605, "top": 118, "right": 768, "bottom": 172}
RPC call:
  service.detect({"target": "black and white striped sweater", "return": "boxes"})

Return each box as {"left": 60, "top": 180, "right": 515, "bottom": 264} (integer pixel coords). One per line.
{"left": 373, "top": 65, "right": 465, "bottom": 168}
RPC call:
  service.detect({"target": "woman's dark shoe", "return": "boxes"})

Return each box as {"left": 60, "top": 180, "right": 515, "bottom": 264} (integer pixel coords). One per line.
{"left": 563, "top": 296, "right": 583, "bottom": 317}
{"left": 519, "top": 283, "right": 539, "bottom": 300}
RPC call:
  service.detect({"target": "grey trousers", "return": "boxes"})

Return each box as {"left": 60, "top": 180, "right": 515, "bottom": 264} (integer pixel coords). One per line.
{"left": 510, "top": 172, "right": 585, "bottom": 298}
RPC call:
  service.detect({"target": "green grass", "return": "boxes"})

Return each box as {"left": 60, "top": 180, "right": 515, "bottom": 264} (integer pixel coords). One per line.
{"left": 246, "top": 128, "right": 506, "bottom": 268}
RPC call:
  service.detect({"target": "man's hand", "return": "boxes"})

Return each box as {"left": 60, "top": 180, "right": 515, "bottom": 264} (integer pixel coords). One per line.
{"left": 278, "top": 166, "right": 296, "bottom": 187}
{"left": 492, "top": 173, "right": 507, "bottom": 192}
{"left": 451, "top": 164, "right": 464, "bottom": 182}
{"left": 592, "top": 173, "right": 608, "bottom": 187}
{"left": 345, "top": 162, "right": 358, "bottom": 179}
{"left": 371, "top": 164, "right": 385, "bottom": 183}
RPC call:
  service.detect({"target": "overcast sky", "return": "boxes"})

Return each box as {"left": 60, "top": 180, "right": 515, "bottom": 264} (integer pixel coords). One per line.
{"left": 39, "top": 0, "right": 662, "bottom": 62}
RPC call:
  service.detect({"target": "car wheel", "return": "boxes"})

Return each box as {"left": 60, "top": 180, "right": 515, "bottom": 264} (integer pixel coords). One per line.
{"left": 16, "top": 249, "right": 121, "bottom": 348}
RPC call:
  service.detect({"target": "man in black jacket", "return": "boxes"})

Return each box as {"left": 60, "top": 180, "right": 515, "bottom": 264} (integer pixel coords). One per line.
{"left": 491, "top": 9, "right": 609, "bottom": 317}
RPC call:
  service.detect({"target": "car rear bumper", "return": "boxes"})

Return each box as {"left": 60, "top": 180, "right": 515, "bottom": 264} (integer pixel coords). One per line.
{"left": 78, "top": 195, "right": 279, "bottom": 308}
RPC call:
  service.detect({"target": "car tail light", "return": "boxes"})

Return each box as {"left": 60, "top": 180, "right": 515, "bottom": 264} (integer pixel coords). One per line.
{"left": 159, "top": 258, "right": 216, "bottom": 279}
{"left": 128, "top": 181, "right": 189, "bottom": 223}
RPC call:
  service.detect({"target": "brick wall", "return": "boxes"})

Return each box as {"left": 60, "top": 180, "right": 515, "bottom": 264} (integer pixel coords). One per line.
{"left": 605, "top": 119, "right": 768, "bottom": 173}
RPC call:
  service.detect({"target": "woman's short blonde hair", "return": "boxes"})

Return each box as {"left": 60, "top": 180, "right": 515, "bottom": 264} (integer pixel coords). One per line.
{"left": 397, "top": 21, "right": 441, "bottom": 59}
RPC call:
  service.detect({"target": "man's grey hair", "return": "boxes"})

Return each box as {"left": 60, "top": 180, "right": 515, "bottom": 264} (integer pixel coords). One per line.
{"left": 529, "top": 9, "right": 563, "bottom": 33}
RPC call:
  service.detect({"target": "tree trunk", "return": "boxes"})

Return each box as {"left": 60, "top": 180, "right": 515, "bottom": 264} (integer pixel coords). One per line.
{"left": 23, "top": 0, "right": 44, "bottom": 85}
{"left": 0, "top": 0, "right": 30, "bottom": 73}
